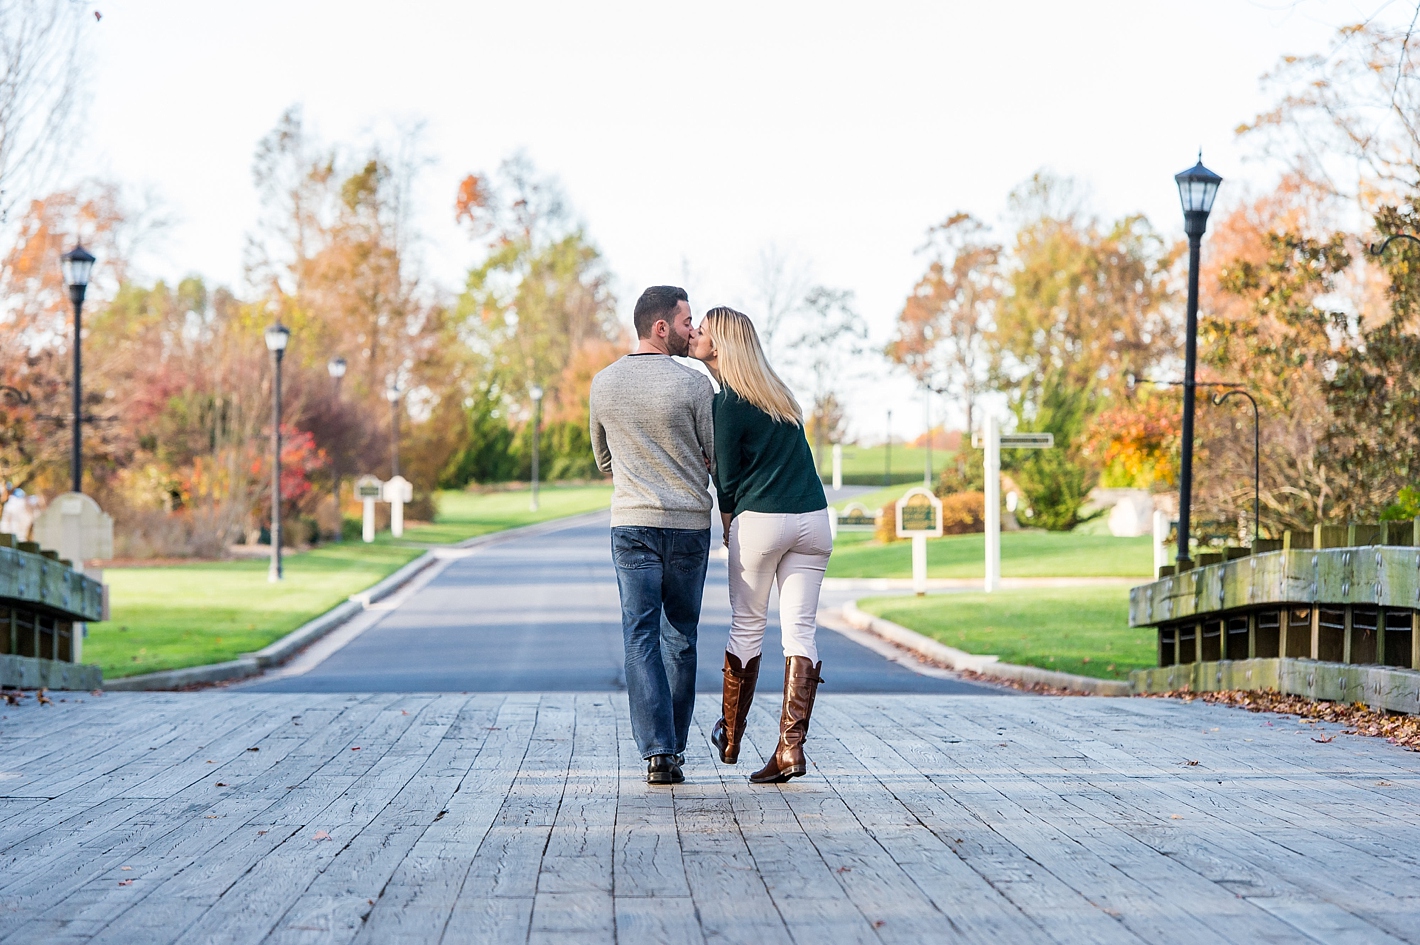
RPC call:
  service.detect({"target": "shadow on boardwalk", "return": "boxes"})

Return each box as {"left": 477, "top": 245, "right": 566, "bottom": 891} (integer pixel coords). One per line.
{"left": 1, "top": 691, "right": 1418, "bottom": 943}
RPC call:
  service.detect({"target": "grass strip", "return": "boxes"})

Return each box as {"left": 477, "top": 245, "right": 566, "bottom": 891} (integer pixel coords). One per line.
{"left": 827, "top": 530, "right": 1153, "bottom": 579}
{"left": 857, "top": 585, "right": 1155, "bottom": 680}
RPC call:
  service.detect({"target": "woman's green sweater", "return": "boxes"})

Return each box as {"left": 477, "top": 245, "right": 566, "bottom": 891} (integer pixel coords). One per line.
{"left": 712, "top": 385, "right": 827, "bottom": 517}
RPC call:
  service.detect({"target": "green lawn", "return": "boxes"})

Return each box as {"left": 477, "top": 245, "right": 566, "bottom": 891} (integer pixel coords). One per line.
{"left": 859, "top": 586, "right": 1154, "bottom": 680}
{"left": 817, "top": 444, "right": 948, "bottom": 484}
{"left": 827, "top": 530, "right": 1153, "bottom": 579}
{"left": 90, "top": 485, "right": 611, "bottom": 679}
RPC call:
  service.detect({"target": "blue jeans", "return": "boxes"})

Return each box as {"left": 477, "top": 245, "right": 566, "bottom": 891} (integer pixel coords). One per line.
{"left": 611, "top": 526, "right": 710, "bottom": 759}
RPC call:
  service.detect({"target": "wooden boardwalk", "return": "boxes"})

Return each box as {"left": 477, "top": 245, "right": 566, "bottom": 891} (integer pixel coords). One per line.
{"left": 1, "top": 692, "right": 1418, "bottom": 944}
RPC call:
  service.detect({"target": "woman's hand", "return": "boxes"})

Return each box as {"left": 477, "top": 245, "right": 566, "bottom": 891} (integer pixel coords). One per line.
{"left": 721, "top": 512, "right": 733, "bottom": 548}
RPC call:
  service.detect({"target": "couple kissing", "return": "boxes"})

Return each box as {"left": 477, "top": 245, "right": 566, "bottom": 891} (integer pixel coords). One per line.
{"left": 590, "top": 285, "right": 831, "bottom": 786}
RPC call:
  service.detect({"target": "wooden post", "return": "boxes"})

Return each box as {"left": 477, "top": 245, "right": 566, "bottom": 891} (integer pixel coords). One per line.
{"left": 1413, "top": 611, "right": 1419, "bottom": 671}
{"left": 1343, "top": 606, "right": 1353, "bottom": 664}
{"left": 1377, "top": 611, "right": 1387, "bottom": 666}
{"left": 1248, "top": 612, "right": 1257, "bottom": 660}
{"left": 1310, "top": 606, "right": 1321, "bottom": 661}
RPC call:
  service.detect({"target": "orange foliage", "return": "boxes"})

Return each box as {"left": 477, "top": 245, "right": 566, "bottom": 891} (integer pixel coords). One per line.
{"left": 1083, "top": 397, "right": 1180, "bottom": 489}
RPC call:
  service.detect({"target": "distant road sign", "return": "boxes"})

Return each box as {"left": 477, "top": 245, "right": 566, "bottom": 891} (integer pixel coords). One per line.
{"left": 971, "top": 432, "right": 1054, "bottom": 449}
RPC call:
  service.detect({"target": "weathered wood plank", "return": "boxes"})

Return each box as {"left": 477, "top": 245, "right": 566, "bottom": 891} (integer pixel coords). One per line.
{"left": 353, "top": 694, "right": 540, "bottom": 944}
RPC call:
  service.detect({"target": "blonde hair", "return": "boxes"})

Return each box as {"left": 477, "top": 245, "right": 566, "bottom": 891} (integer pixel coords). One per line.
{"left": 702, "top": 307, "right": 803, "bottom": 425}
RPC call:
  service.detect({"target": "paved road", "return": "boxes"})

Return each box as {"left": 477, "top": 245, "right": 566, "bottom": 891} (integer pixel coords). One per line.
{"left": 245, "top": 512, "right": 1002, "bottom": 694}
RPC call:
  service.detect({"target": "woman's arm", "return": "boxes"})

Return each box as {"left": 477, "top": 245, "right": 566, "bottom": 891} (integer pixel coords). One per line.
{"left": 713, "top": 394, "right": 743, "bottom": 521}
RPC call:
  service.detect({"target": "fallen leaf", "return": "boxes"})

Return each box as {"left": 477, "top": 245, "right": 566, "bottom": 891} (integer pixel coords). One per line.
{"left": 215, "top": 782, "right": 228, "bottom": 787}
{"left": 246, "top": 747, "right": 259, "bottom": 752}
{"left": 1312, "top": 734, "right": 1336, "bottom": 743}
{"left": 204, "top": 815, "right": 219, "bottom": 819}
{"left": 873, "top": 920, "right": 886, "bottom": 929}
{"left": 118, "top": 879, "right": 133, "bottom": 886}
{"left": 1377, "top": 781, "right": 1394, "bottom": 787}
{"left": 1180, "top": 760, "right": 1200, "bottom": 766}
{"left": 257, "top": 830, "right": 268, "bottom": 835}
{"left": 836, "top": 866, "right": 852, "bottom": 873}
{"left": 205, "top": 760, "right": 214, "bottom": 764}
{"left": 401, "top": 710, "right": 409, "bottom": 716}
{"left": 120, "top": 866, "right": 132, "bottom": 871}
{"left": 367, "top": 898, "right": 375, "bottom": 905}
{"left": 1170, "top": 814, "right": 1183, "bottom": 820}
{"left": 351, "top": 747, "right": 361, "bottom": 751}
{"left": 313, "top": 830, "right": 331, "bottom": 841}
{"left": 1210, "top": 727, "right": 1219, "bottom": 732}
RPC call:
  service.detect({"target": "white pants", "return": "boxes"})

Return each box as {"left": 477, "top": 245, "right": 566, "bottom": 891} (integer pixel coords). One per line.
{"left": 726, "top": 510, "right": 833, "bottom": 664}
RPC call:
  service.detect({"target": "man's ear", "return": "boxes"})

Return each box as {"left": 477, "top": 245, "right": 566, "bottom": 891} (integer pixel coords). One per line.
{"left": 654, "top": 318, "right": 670, "bottom": 338}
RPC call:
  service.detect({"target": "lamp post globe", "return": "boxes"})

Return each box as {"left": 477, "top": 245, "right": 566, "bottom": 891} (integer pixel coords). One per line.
{"left": 327, "top": 355, "right": 346, "bottom": 379}
{"left": 265, "top": 322, "right": 290, "bottom": 581}
{"left": 61, "top": 244, "right": 97, "bottom": 495}
{"left": 1173, "top": 153, "right": 1223, "bottom": 571}
{"left": 529, "top": 385, "right": 544, "bottom": 512}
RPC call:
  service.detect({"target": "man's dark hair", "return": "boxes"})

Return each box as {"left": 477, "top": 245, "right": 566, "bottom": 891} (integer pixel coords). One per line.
{"left": 633, "top": 285, "right": 689, "bottom": 338}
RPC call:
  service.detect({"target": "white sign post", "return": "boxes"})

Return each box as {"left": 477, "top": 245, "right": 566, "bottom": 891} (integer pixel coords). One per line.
{"left": 831, "top": 444, "right": 842, "bottom": 492}
{"left": 972, "top": 424, "right": 1054, "bottom": 593}
{"left": 355, "top": 475, "right": 383, "bottom": 543}
{"left": 384, "top": 475, "right": 413, "bottom": 538}
{"left": 895, "top": 487, "right": 944, "bottom": 596}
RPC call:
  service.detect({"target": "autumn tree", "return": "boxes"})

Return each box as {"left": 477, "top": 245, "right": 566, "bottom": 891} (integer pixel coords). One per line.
{"left": 0, "top": 0, "right": 88, "bottom": 227}
{"left": 782, "top": 287, "right": 866, "bottom": 472}
{"left": 989, "top": 172, "right": 1179, "bottom": 529}
{"left": 448, "top": 155, "right": 623, "bottom": 484}
{"left": 887, "top": 212, "right": 1000, "bottom": 436}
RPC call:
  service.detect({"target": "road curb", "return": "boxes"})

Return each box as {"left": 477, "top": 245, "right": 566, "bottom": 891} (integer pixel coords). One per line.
{"left": 840, "top": 600, "right": 1132, "bottom": 697}
{"left": 103, "top": 508, "right": 612, "bottom": 691}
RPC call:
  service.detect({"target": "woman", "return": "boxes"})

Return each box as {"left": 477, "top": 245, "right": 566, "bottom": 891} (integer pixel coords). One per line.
{"left": 690, "top": 307, "right": 832, "bottom": 784}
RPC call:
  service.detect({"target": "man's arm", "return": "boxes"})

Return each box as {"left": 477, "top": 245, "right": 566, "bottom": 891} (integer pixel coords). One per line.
{"left": 693, "top": 378, "right": 716, "bottom": 477}
{"left": 589, "top": 383, "right": 613, "bottom": 476}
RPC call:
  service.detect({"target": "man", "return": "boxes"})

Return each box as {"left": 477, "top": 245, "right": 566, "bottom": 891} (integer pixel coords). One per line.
{"left": 590, "top": 285, "right": 714, "bottom": 785}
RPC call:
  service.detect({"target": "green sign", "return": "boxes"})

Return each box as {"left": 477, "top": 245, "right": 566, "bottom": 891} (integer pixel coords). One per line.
{"left": 900, "top": 495, "right": 938, "bottom": 532}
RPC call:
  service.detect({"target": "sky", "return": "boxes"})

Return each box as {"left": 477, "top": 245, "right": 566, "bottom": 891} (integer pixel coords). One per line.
{"left": 64, "top": 0, "right": 1391, "bottom": 439}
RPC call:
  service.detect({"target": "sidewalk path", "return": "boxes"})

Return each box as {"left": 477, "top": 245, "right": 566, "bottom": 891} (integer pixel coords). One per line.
{"left": 1, "top": 691, "right": 1416, "bottom": 943}
{"left": 243, "top": 512, "right": 998, "bottom": 694}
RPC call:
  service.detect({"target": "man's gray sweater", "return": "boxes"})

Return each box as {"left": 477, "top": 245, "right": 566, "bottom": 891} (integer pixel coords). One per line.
{"left": 590, "top": 354, "right": 715, "bottom": 529}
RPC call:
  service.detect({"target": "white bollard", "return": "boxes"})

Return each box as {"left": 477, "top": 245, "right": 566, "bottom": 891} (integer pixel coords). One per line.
{"left": 390, "top": 496, "right": 404, "bottom": 538}
{"left": 832, "top": 444, "right": 843, "bottom": 492}
{"left": 912, "top": 534, "right": 927, "bottom": 596}
{"left": 362, "top": 497, "right": 376, "bottom": 543}
{"left": 984, "top": 415, "right": 1001, "bottom": 593}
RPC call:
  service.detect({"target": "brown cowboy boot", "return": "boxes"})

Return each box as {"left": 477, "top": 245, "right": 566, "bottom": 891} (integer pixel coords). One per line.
{"left": 711, "top": 652, "right": 760, "bottom": 764}
{"left": 749, "top": 656, "right": 823, "bottom": 784}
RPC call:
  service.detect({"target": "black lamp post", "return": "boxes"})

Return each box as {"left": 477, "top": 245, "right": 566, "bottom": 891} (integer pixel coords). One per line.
{"left": 1212, "top": 388, "right": 1260, "bottom": 544}
{"left": 265, "top": 323, "right": 291, "bottom": 582}
{"left": 1174, "top": 154, "right": 1223, "bottom": 568}
{"left": 60, "top": 244, "right": 96, "bottom": 494}
{"left": 328, "top": 356, "right": 347, "bottom": 535}
{"left": 386, "top": 378, "right": 401, "bottom": 478}
{"left": 529, "top": 385, "right": 544, "bottom": 512}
